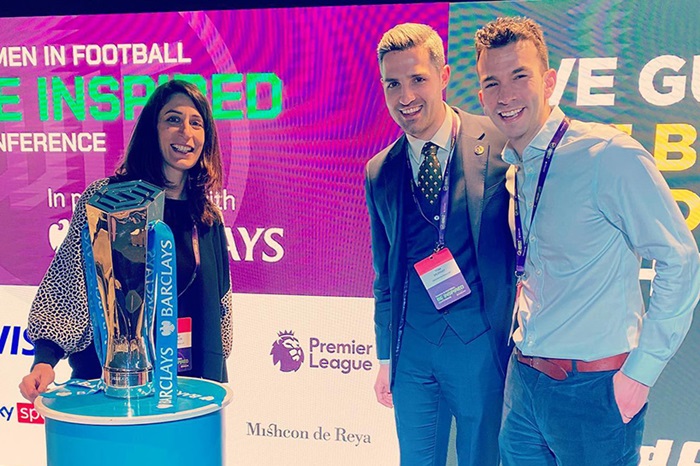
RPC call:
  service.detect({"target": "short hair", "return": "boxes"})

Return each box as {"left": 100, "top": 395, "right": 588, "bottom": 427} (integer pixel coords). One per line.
{"left": 115, "top": 79, "right": 223, "bottom": 226}
{"left": 474, "top": 17, "right": 549, "bottom": 71}
{"left": 377, "top": 23, "right": 446, "bottom": 71}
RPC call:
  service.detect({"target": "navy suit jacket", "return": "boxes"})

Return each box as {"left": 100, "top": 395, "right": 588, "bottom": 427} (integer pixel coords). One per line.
{"left": 365, "top": 107, "right": 515, "bottom": 386}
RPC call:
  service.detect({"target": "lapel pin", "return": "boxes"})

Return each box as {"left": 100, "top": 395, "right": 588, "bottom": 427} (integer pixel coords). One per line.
{"left": 474, "top": 145, "right": 485, "bottom": 156}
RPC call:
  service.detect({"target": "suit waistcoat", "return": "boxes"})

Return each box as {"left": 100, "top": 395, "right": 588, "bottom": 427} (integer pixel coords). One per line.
{"left": 403, "top": 147, "right": 487, "bottom": 345}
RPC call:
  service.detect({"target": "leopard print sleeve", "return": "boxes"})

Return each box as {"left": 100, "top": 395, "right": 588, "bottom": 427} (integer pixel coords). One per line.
{"left": 215, "top": 214, "right": 233, "bottom": 361}
{"left": 27, "top": 179, "right": 109, "bottom": 358}
{"left": 221, "top": 287, "right": 233, "bottom": 360}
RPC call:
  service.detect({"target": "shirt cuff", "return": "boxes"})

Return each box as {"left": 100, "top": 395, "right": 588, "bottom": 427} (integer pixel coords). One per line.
{"left": 378, "top": 359, "right": 390, "bottom": 365}
{"left": 621, "top": 348, "right": 666, "bottom": 387}
{"left": 31, "top": 339, "right": 64, "bottom": 369}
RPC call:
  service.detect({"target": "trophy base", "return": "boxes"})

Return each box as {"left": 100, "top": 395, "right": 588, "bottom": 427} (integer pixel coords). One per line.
{"left": 103, "top": 368, "right": 153, "bottom": 399}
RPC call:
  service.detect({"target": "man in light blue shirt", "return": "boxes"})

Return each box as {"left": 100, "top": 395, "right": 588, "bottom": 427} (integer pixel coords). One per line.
{"left": 474, "top": 16, "right": 700, "bottom": 466}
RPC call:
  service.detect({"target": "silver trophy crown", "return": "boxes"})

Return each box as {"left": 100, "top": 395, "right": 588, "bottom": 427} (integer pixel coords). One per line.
{"left": 85, "top": 180, "right": 165, "bottom": 398}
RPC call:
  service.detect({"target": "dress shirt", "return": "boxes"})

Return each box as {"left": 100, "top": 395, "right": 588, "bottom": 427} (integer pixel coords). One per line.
{"left": 502, "top": 106, "right": 700, "bottom": 387}
{"left": 406, "top": 103, "right": 460, "bottom": 182}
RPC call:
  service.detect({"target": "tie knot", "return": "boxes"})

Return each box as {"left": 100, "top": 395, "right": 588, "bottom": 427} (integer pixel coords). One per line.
{"left": 421, "top": 141, "right": 438, "bottom": 159}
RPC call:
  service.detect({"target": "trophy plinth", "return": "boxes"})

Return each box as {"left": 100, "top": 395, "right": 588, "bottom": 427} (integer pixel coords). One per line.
{"left": 103, "top": 368, "right": 152, "bottom": 398}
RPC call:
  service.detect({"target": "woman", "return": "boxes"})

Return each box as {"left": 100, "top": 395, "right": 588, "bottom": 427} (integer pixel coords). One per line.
{"left": 19, "top": 80, "right": 233, "bottom": 402}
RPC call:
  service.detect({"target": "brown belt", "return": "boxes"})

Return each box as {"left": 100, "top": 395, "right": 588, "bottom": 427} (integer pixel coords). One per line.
{"left": 516, "top": 348, "right": 629, "bottom": 381}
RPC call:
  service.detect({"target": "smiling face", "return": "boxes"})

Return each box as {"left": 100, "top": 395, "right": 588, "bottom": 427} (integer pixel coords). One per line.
{"left": 380, "top": 46, "right": 450, "bottom": 140}
{"left": 157, "top": 93, "right": 205, "bottom": 183}
{"left": 477, "top": 40, "right": 557, "bottom": 155}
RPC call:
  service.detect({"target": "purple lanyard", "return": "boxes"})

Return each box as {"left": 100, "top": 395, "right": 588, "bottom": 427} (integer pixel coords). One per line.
{"left": 406, "top": 113, "right": 459, "bottom": 251}
{"left": 514, "top": 117, "right": 570, "bottom": 277}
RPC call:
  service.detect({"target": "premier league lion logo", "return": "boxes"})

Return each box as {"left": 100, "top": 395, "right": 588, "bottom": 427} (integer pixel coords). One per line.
{"left": 271, "top": 330, "right": 305, "bottom": 372}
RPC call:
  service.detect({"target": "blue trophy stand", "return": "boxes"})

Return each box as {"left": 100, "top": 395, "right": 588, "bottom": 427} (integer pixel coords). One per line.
{"left": 35, "top": 377, "right": 233, "bottom": 466}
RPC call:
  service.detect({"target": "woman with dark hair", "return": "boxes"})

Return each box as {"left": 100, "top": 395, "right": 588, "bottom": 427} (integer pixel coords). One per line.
{"left": 19, "top": 80, "right": 233, "bottom": 401}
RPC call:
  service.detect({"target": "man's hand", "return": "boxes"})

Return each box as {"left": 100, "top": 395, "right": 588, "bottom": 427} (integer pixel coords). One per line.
{"left": 612, "top": 370, "right": 649, "bottom": 424}
{"left": 374, "top": 363, "right": 393, "bottom": 408}
{"left": 19, "top": 364, "right": 55, "bottom": 403}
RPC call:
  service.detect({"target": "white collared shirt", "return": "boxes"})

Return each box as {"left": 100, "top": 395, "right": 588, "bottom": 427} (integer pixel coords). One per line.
{"left": 405, "top": 103, "right": 459, "bottom": 183}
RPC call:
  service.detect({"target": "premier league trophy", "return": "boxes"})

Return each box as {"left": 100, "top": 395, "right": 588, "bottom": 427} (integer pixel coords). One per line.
{"left": 35, "top": 182, "right": 230, "bottom": 466}
{"left": 83, "top": 180, "right": 166, "bottom": 399}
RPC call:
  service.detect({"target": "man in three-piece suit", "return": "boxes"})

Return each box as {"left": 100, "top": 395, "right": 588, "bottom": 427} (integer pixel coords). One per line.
{"left": 365, "top": 23, "right": 515, "bottom": 465}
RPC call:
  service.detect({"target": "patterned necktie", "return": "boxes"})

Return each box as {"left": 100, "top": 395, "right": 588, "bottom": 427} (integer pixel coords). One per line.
{"left": 417, "top": 141, "right": 442, "bottom": 204}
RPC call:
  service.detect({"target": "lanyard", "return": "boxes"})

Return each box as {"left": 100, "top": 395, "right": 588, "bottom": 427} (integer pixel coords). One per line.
{"left": 177, "top": 223, "right": 201, "bottom": 298}
{"left": 514, "top": 117, "right": 570, "bottom": 277}
{"left": 406, "top": 112, "right": 459, "bottom": 252}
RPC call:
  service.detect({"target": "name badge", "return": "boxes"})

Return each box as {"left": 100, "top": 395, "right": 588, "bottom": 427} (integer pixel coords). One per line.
{"left": 177, "top": 317, "right": 192, "bottom": 372}
{"left": 414, "top": 247, "right": 471, "bottom": 311}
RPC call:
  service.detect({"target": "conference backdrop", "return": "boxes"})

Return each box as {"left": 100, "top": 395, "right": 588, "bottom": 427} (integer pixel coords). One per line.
{"left": 0, "top": 0, "right": 698, "bottom": 465}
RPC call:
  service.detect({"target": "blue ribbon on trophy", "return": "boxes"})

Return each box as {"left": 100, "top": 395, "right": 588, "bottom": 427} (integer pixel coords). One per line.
{"left": 81, "top": 227, "right": 108, "bottom": 369}
{"left": 47, "top": 180, "right": 178, "bottom": 410}
{"left": 146, "top": 220, "right": 179, "bottom": 410}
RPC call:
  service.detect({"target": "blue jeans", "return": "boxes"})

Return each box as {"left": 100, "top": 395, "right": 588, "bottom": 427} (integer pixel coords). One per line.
{"left": 500, "top": 352, "right": 646, "bottom": 466}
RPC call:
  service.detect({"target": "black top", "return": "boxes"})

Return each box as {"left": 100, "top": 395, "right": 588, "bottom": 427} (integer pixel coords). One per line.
{"left": 164, "top": 198, "right": 207, "bottom": 379}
